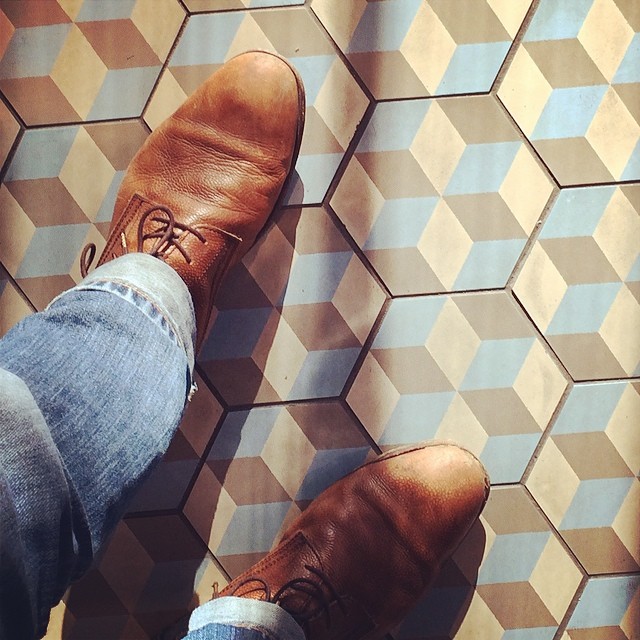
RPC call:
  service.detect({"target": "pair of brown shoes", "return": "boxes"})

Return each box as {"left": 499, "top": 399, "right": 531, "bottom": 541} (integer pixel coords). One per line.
{"left": 89, "top": 51, "right": 490, "bottom": 640}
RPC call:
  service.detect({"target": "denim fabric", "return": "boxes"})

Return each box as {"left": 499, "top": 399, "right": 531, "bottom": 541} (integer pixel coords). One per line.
{"left": 185, "top": 598, "right": 305, "bottom": 640}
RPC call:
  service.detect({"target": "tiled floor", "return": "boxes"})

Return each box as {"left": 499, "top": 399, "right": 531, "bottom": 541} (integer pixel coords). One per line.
{"left": 0, "top": 1, "right": 638, "bottom": 638}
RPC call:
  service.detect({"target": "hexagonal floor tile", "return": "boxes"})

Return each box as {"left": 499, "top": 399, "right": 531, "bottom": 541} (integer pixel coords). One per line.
{"left": 312, "top": 0, "right": 532, "bottom": 99}
{"left": 0, "top": 0, "right": 184, "bottom": 124}
{"left": 397, "top": 486, "right": 583, "bottom": 639}
{"left": 0, "top": 98, "right": 19, "bottom": 169}
{"left": 184, "top": 401, "right": 375, "bottom": 577}
{"left": 499, "top": 0, "right": 640, "bottom": 184}
{"left": 527, "top": 381, "right": 640, "bottom": 575}
{"left": 44, "top": 515, "right": 227, "bottom": 640}
{"left": 514, "top": 184, "right": 640, "bottom": 380}
{"left": 184, "top": 0, "right": 304, "bottom": 10}
{"left": 0, "top": 120, "right": 149, "bottom": 309}
{"left": 564, "top": 574, "right": 639, "bottom": 640}
{"left": 198, "top": 205, "right": 386, "bottom": 405}
{"left": 331, "top": 95, "right": 554, "bottom": 295}
{"left": 347, "top": 291, "right": 568, "bottom": 483}
{"left": 144, "top": 7, "right": 369, "bottom": 205}
{"left": 0, "top": 269, "right": 32, "bottom": 337}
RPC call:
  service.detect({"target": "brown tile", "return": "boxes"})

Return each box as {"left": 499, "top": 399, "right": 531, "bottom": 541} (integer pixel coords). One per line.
{"left": 615, "top": 0, "right": 640, "bottom": 31}
{"left": 18, "top": 274, "right": 75, "bottom": 311}
{"left": 553, "top": 432, "right": 634, "bottom": 480}
{"left": 78, "top": 19, "right": 160, "bottom": 70}
{"left": 279, "top": 206, "right": 348, "bottom": 255}
{"left": 0, "top": 0, "right": 71, "bottom": 27}
{"left": 453, "top": 293, "right": 532, "bottom": 340}
{"left": 6, "top": 178, "right": 88, "bottom": 226}
{"left": 0, "top": 9, "right": 15, "bottom": 60}
{"left": 0, "top": 76, "right": 80, "bottom": 126}
{"left": 562, "top": 528, "right": 640, "bottom": 574}
{"left": 549, "top": 333, "right": 626, "bottom": 381}
{"left": 372, "top": 346, "right": 454, "bottom": 394}
{"left": 461, "top": 388, "right": 540, "bottom": 436}
{"left": 281, "top": 302, "right": 360, "bottom": 351}
{"left": 0, "top": 99, "right": 19, "bottom": 169}
{"left": 356, "top": 150, "right": 438, "bottom": 198}
{"left": 524, "top": 40, "right": 607, "bottom": 88}
{"left": 568, "top": 628, "right": 629, "bottom": 640}
{"left": 540, "top": 237, "right": 620, "bottom": 285}
{"left": 367, "top": 247, "right": 444, "bottom": 295}
{"left": 430, "top": 0, "right": 510, "bottom": 44}
{"left": 477, "top": 581, "right": 556, "bottom": 628}
{"left": 482, "top": 486, "right": 547, "bottom": 534}
{"left": 65, "top": 571, "right": 128, "bottom": 617}
{"left": 170, "top": 64, "right": 221, "bottom": 96}
{"left": 299, "top": 107, "right": 343, "bottom": 155}
{"left": 85, "top": 121, "right": 148, "bottom": 171}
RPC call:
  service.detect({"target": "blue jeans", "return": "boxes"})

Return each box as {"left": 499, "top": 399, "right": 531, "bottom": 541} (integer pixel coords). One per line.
{"left": 0, "top": 254, "right": 304, "bottom": 640}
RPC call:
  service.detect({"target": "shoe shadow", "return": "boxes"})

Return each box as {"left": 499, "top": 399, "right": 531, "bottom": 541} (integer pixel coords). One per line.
{"left": 393, "top": 518, "right": 487, "bottom": 639}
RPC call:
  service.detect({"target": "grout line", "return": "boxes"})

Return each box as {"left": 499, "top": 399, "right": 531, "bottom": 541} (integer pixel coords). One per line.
{"left": 0, "top": 261, "right": 37, "bottom": 314}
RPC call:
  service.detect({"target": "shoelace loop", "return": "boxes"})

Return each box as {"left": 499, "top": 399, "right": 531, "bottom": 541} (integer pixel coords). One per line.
{"left": 79, "top": 205, "right": 206, "bottom": 278}
{"left": 228, "top": 565, "right": 346, "bottom": 630}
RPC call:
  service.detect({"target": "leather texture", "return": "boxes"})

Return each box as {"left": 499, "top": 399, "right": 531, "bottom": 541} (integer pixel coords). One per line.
{"left": 94, "top": 51, "right": 305, "bottom": 348}
{"left": 219, "top": 442, "right": 491, "bottom": 640}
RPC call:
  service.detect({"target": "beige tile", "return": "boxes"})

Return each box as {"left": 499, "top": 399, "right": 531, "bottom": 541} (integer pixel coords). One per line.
{"left": 455, "top": 590, "right": 504, "bottom": 640}
{"left": 310, "top": 0, "right": 367, "bottom": 52}
{"left": 435, "top": 393, "right": 489, "bottom": 458}
{"left": 226, "top": 13, "right": 276, "bottom": 60}
{"left": 612, "top": 480, "right": 640, "bottom": 565}
{"left": 143, "top": 70, "right": 188, "bottom": 131}
{"left": 487, "top": 0, "right": 532, "bottom": 38}
{"left": 599, "top": 284, "right": 640, "bottom": 376}
{"left": 430, "top": 0, "right": 510, "bottom": 44}
{"left": 0, "top": 279, "right": 32, "bottom": 337}
{"left": 131, "top": 0, "right": 185, "bottom": 61}
{"left": 0, "top": 185, "right": 36, "bottom": 276}
{"left": 606, "top": 384, "right": 640, "bottom": 474}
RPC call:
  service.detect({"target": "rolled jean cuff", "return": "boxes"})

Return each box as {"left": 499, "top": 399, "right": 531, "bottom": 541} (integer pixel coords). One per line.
{"left": 188, "top": 597, "right": 305, "bottom": 640}
{"left": 49, "top": 253, "right": 196, "bottom": 375}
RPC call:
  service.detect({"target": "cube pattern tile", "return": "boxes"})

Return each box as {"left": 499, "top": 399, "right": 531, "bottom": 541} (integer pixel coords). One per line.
{"left": 347, "top": 292, "right": 568, "bottom": 484}
{"left": 499, "top": 0, "right": 640, "bottom": 184}
{"left": 514, "top": 184, "right": 640, "bottom": 380}
{"left": 0, "top": 0, "right": 185, "bottom": 125}
{"left": 527, "top": 381, "right": 640, "bottom": 575}
{"left": 0, "top": 1, "right": 638, "bottom": 639}
{"left": 146, "top": 7, "right": 369, "bottom": 205}
{"left": 398, "top": 486, "right": 583, "bottom": 640}
{"left": 312, "top": 0, "right": 532, "bottom": 99}
{"left": 332, "top": 96, "right": 554, "bottom": 295}
{"left": 199, "top": 205, "right": 386, "bottom": 405}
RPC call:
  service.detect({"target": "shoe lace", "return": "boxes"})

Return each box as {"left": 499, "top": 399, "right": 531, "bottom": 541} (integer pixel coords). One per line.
{"left": 80, "top": 205, "right": 206, "bottom": 278}
{"left": 228, "top": 565, "right": 347, "bottom": 629}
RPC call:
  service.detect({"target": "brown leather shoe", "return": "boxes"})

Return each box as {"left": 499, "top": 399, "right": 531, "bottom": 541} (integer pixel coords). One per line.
{"left": 81, "top": 51, "right": 305, "bottom": 349}
{"left": 218, "top": 442, "right": 490, "bottom": 640}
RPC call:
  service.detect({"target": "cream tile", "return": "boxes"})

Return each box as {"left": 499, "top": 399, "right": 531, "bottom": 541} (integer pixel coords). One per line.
{"left": 606, "top": 384, "right": 640, "bottom": 474}
{"left": 455, "top": 589, "right": 504, "bottom": 640}
{"left": 418, "top": 199, "right": 473, "bottom": 290}
{"left": 410, "top": 101, "right": 466, "bottom": 195}
{"left": 399, "top": 2, "right": 456, "bottom": 94}
{"left": 487, "top": 0, "right": 531, "bottom": 38}
{"left": 586, "top": 86, "right": 640, "bottom": 180}
{"left": 434, "top": 393, "right": 489, "bottom": 458}
{"left": 57, "top": 0, "right": 83, "bottom": 21}
{"left": 50, "top": 25, "right": 107, "bottom": 121}
{"left": 144, "top": 70, "right": 188, "bottom": 131}
{"left": 579, "top": 0, "right": 635, "bottom": 82}
{"left": 599, "top": 284, "right": 640, "bottom": 376}
{"left": 612, "top": 480, "right": 640, "bottom": 565}
{"left": 513, "top": 242, "right": 568, "bottom": 333}
{"left": 526, "top": 438, "right": 581, "bottom": 528}
{"left": 131, "top": 0, "right": 185, "bottom": 61}
{"left": 310, "top": 0, "right": 367, "bottom": 52}
{"left": 227, "top": 13, "right": 276, "bottom": 60}
{"left": 0, "top": 185, "right": 35, "bottom": 277}
{"left": 529, "top": 534, "right": 582, "bottom": 622}
{"left": 498, "top": 46, "right": 553, "bottom": 138}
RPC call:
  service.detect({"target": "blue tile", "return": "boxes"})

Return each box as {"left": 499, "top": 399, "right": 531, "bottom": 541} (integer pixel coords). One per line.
{"left": 209, "top": 407, "right": 281, "bottom": 460}
{"left": 204, "top": 308, "right": 272, "bottom": 360}
{"left": 0, "top": 24, "right": 72, "bottom": 80}
{"left": 613, "top": 33, "right": 640, "bottom": 83}
{"left": 552, "top": 382, "right": 626, "bottom": 434}
{"left": 363, "top": 197, "right": 439, "bottom": 250}
{"left": 287, "top": 347, "right": 360, "bottom": 400}
{"left": 76, "top": 0, "right": 136, "bottom": 21}
{"left": 280, "top": 251, "right": 352, "bottom": 306}
{"left": 347, "top": 0, "right": 422, "bottom": 53}
{"left": 87, "top": 66, "right": 160, "bottom": 120}
{"left": 289, "top": 55, "right": 334, "bottom": 104}
{"left": 524, "top": 0, "right": 595, "bottom": 42}
{"left": 16, "top": 224, "right": 91, "bottom": 278}
{"left": 95, "top": 170, "right": 125, "bottom": 223}
{"left": 373, "top": 296, "right": 446, "bottom": 349}
{"left": 568, "top": 575, "right": 640, "bottom": 629}
{"left": 480, "top": 433, "right": 541, "bottom": 484}
{"left": 436, "top": 41, "right": 511, "bottom": 94}
{"left": 170, "top": 13, "right": 244, "bottom": 67}
{"left": 5, "top": 126, "right": 79, "bottom": 181}
{"left": 621, "top": 139, "right": 640, "bottom": 181}
{"left": 547, "top": 283, "right": 622, "bottom": 335}
{"left": 628, "top": 254, "right": 640, "bottom": 282}
{"left": 454, "top": 239, "right": 525, "bottom": 290}
{"left": 532, "top": 85, "right": 608, "bottom": 140}
{"left": 460, "top": 338, "right": 535, "bottom": 391}
{"left": 358, "top": 101, "right": 430, "bottom": 152}
{"left": 295, "top": 447, "right": 370, "bottom": 501}
{"left": 539, "top": 187, "right": 615, "bottom": 239}
{"left": 380, "top": 392, "right": 455, "bottom": 445}
{"left": 560, "top": 477, "right": 634, "bottom": 529}
{"left": 217, "top": 501, "right": 291, "bottom": 555}
{"left": 286, "top": 152, "right": 343, "bottom": 205}
{"left": 477, "top": 531, "right": 549, "bottom": 584}
{"left": 444, "top": 142, "right": 521, "bottom": 195}
{"left": 502, "top": 629, "right": 556, "bottom": 640}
